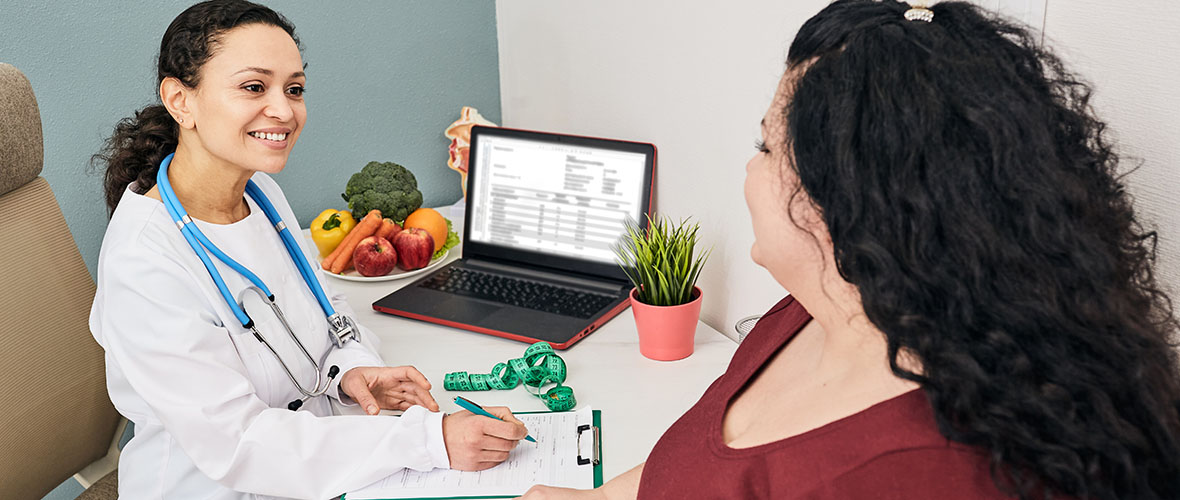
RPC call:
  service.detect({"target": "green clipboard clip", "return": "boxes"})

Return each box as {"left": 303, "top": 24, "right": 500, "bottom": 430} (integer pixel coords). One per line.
{"left": 576, "top": 423, "right": 599, "bottom": 466}
{"left": 583, "top": 410, "right": 603, "bottom": 487}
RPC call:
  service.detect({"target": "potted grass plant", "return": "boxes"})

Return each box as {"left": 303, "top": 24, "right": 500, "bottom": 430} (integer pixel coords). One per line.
{"left": 614, "top": 215, "right": 710, "bottom": 361}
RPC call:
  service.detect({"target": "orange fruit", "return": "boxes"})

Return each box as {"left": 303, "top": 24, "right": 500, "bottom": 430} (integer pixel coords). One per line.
{"left": 403, "top": 208, "right": 448, "bottom": 252}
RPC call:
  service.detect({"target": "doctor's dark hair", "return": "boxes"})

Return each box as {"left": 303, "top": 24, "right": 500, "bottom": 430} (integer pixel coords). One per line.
{"left": 779, "top": 1, "right": 1180, "bottom": 499}
{"left": 94, "top": 0, "right": 300, "bottom": 215}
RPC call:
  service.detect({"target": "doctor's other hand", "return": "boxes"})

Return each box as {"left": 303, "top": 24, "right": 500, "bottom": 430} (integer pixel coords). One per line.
{"left": 442, "top": 407, "right": 529, "bottom": 470}
{"left": 340, "top": 365, "right": 439, "bottom": 415}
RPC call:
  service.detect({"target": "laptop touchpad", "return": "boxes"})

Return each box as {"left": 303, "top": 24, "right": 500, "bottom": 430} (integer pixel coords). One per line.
{"left": 437, "top": 300, "right": 502, "bottom": 324}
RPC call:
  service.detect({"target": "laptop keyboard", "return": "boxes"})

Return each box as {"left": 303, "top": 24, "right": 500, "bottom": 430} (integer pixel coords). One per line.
{"left": 418, "top": 267, "right": 617, "bottom": 319}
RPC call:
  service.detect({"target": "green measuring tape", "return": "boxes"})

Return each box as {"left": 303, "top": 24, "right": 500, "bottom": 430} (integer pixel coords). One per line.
{"left": 443, "top": 342, "right": 577, "bottom": 411}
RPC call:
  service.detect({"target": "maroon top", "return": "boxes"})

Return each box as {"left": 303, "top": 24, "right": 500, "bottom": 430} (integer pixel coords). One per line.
{"left": 636, "top": 295, "right": 1013, "bottom": 499}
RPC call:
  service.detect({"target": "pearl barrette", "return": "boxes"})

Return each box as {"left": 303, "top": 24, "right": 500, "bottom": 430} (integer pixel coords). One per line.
{"left": 904, "top": 1, "right": 934, "bottom": 22}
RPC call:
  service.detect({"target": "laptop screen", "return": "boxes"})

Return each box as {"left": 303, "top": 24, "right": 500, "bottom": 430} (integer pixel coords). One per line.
{"left": 467, "top": 130, "right": 651, "bottom": 265}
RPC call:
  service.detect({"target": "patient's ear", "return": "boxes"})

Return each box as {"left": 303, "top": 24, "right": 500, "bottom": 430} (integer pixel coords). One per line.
{"left": 159, "top": 77, "right": 193, "bottom": 129}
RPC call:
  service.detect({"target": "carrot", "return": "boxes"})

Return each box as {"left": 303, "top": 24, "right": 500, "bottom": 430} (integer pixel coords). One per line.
{"left": 322, "top": 209, "right": 381, "bottom": 272}
{"left": 327, "top": 209, "right": 382, "bottom": 273}
{"left": 375, "top": 218, "right": 401, "bottom": 242}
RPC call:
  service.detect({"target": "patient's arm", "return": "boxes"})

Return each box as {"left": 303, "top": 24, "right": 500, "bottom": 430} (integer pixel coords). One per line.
{"left": 516, "top": 462, "right": 644, "bottom": 500}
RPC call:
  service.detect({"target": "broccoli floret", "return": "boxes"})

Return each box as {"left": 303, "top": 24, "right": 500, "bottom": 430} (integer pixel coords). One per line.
{"left": 341, "top": 161, "right": 424, "bottom": 222}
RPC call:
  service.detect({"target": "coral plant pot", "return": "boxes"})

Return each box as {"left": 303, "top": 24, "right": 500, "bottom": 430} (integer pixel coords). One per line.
{"left": 629, "top": 286, "right": 702, "bottom": 361}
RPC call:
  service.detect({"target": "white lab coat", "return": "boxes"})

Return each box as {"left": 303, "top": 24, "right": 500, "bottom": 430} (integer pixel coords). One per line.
{"left": 90, "top": 173, "right": 450, "bottom": 499}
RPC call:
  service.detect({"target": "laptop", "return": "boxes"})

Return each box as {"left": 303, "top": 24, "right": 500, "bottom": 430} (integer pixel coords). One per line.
{"left": 372, "top": 126, "right": 656, "bottom": 349}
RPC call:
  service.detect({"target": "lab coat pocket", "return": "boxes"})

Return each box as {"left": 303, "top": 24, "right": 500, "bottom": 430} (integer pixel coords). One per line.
{"left": 227, "top": 321, "right": 278, "bottom": 407}
{"left": 236, "top": 293, "right": 327, "bottom": 409}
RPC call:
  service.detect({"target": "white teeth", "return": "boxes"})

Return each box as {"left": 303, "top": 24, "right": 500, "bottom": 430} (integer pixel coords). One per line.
{"left": 251, "top": 132, "right": 287, "bottom": 141}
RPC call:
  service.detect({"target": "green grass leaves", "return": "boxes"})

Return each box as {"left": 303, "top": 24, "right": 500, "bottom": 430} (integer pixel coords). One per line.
{"left": 614, "top": 215, "right": 710, "bottom": 306}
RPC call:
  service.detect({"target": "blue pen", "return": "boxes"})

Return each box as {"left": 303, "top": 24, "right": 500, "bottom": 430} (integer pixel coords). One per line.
{"left": 453, "top": 396, "right": 536, "bottom": 443}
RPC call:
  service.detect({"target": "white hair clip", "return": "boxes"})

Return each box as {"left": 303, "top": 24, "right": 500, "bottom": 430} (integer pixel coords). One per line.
{"left": 904, "top": 1, "right": 934, "bottom": 22}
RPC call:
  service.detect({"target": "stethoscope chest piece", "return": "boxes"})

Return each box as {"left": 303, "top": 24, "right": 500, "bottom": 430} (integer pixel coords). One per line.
{"left": 327, "top": 312, "right": 359, "bottom": 348}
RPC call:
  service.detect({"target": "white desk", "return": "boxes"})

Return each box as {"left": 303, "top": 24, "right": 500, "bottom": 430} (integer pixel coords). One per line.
{"left": 326, "top": 248, "right": 738, "bottom": 481}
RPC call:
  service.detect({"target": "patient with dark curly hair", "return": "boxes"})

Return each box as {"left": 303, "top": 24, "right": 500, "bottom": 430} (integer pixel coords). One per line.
{"left": 519, "top": 1, "right": 1180, "bottom": 499}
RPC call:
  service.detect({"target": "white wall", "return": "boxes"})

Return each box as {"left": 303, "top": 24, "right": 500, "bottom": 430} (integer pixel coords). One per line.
{"left": 495, "top": 0, "right": 1179, "bottom": 340}
{"left": 1042, "top": 0, "right": 1180, "bottom": 300}
{"left": 497, "top": 0, "right": 831, "bottom": 339}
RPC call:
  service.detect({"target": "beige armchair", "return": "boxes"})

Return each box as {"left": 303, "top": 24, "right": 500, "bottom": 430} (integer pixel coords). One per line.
{"left": 0, "top": 63, "right": 123, "bottom": 499}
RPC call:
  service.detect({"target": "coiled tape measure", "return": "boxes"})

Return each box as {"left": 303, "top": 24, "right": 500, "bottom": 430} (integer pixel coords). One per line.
{"left": 443, "top": 341, "right": 576, "bottom": 411}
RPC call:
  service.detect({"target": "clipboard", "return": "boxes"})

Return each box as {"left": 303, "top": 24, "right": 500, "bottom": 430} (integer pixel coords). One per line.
{"left": 344, "top": 409, "right": 602, "bottom": 499}
{"left": 523, "top": 409, "right": 603, "bottom": 489}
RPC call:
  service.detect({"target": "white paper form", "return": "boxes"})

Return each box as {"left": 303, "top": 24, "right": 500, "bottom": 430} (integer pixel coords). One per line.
{"left": 347, "top": 407, "right": 596, "bottom": 499}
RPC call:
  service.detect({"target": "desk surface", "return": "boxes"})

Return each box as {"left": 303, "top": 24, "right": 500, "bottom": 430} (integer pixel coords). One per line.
{"left": 325, "top": 224, "right": 738, "bottom": 481}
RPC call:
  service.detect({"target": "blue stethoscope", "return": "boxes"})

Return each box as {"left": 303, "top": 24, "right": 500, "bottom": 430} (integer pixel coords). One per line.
{"left": 156, "top": 153, "right": 359, "bottom": 411}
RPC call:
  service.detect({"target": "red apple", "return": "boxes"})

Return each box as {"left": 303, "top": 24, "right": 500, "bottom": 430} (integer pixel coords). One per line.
{"left": 393, "top": 227, "right": 434, "bottom": 270}
{"left": 352, "top": 235, "right": 398, "bottom": 276}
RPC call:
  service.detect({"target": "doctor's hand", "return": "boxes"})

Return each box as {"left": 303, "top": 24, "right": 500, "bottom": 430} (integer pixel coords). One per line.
{"left": 442, "top": 407, "right": 529, "bottom": 471}
{"left": 340, "top": 366, "right": 440, "bottom": 415}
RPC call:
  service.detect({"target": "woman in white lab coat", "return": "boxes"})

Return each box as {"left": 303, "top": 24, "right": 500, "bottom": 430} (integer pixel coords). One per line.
{"left": 90, "top": 1, "right": 527, "bottom": 498}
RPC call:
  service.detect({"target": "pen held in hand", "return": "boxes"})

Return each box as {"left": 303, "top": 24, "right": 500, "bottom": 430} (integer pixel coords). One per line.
{"left": 453, "top": 396, "right": 537, "bottom": 442}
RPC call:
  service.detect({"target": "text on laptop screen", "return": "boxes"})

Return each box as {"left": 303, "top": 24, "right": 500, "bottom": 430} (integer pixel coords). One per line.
{"left": 468, "top": 134, "right": 648, "bottom": 264}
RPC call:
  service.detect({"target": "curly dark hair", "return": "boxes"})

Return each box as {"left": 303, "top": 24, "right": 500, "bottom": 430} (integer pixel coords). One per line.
{"left": 93, "top": 0, "right": 299, "bottom": 215}
{"left": 781, "top": 1, "right": 1180, "bottom": 498}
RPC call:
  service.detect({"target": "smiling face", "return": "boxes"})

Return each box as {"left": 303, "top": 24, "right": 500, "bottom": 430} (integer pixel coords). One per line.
{"left": 180, "top": 23, "right": 306, "bottom": 176}
{"left": 744, "top": 70, "right": 831, "bottom": 290}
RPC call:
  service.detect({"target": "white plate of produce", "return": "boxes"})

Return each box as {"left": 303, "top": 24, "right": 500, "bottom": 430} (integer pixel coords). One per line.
{"left": 303, "top": 229, "right": 450, "bottom": 282}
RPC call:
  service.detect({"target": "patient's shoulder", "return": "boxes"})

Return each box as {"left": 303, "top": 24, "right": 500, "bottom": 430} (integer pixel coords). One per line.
{"left": 726, "top": 294, "right": 812, "bottom": 369}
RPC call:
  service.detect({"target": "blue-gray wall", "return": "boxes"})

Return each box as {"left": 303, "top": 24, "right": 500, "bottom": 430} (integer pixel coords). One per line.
{"left": 0, "top": 2, "right": 499, "bottom": 498}
{"left": 0, "top": 0, "right": 500, "bottom": 279}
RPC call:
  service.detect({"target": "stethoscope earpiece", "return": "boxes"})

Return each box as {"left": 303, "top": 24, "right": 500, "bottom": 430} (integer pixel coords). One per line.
{"left": 287, "top": 365, "right": 341, "bottom": 412}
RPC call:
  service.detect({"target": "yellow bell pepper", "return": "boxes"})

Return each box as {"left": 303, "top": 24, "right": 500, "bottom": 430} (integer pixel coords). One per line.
{"left": 310, "top": 209, "right": 356, "bottom": 258}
